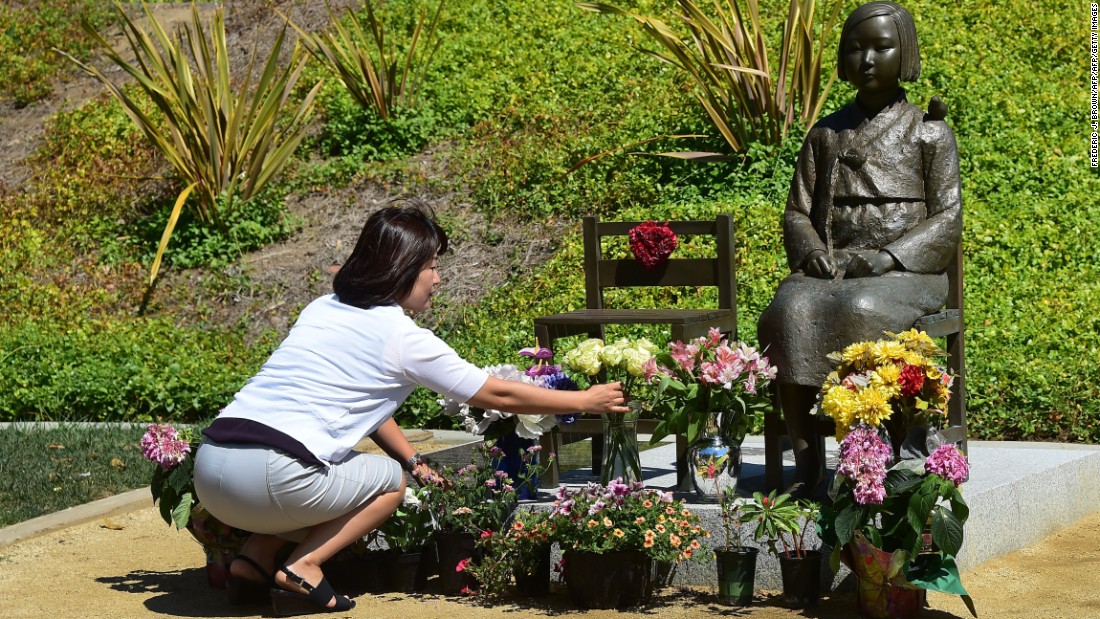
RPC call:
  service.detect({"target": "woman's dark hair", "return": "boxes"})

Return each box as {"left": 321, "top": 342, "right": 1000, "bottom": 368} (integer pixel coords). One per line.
{"left": 837, "top": 1, "right": 921, "bottom": 83}
{"left": 333, "top": 199, "right": 448, "bottom": 309}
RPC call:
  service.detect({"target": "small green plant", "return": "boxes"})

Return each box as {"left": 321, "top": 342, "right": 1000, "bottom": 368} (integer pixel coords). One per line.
{"left": 459, "top": 509, "right": 555, "bottom": 603}
{"left": 740, "top": 489, "right": 819, "bottom": 558}
{"left": 284, "top": 0, "right": 444, "bottom": 121}
{"left": 579, "top": 0, "right": 843, "bottom": 155}
{"left": 58, "top": 1, "right": 322, "bottom": 295}
{"left": 378, "top": 485, "right": 437, "bottom": 553}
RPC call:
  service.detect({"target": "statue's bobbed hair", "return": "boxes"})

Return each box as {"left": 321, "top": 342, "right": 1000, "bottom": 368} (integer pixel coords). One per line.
{"left": 837, "top": 1, "right": 921, "bottom": 83}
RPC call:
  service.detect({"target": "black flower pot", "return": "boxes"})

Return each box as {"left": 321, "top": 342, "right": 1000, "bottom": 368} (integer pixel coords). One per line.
{"left": 779, "top": 550, "right": 823, "bottom": 609}
{"left": 384, "top": 550, "right": 428, "bottom": 593}
{"left": 513, "top": 544, "right": 551, "bottom": 597}
{"left": 715, "top": 547, "right": 758, "bottom": 606}
{"left": 645, "top": 559, "right": 677, "bottom": 602}
{"left": 434, "top": 532, "right": 478, "bottom": 596}
{"left": 563, "top": 549, "right": 651, "bottom": 609}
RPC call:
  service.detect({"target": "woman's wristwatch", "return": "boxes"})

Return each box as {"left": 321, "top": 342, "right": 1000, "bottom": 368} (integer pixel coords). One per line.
{"left": 402, "top": 452, "right": 426, "bottom": 472}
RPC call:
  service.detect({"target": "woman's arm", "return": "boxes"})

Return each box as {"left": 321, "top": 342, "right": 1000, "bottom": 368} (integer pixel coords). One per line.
{"left": 370, "top": 417, "right": 418, "bottom": 463}
{"left": 370, "top": 418, "right": 442, "bottom": 484}
{"left": 466, "top": 376, "right": 630, "bottom": 416}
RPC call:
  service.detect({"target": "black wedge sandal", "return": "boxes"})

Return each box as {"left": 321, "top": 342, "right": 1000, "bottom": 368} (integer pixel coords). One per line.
{"left": 226, "top": 555, "right": 273, "bottom": 605}
{"left": 270, "top": 565, "right": 355, "bottom": 617}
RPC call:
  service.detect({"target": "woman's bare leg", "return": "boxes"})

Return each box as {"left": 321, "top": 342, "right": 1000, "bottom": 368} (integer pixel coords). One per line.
{"left": 273, "top": 479, "right": 406, "bottom": 607}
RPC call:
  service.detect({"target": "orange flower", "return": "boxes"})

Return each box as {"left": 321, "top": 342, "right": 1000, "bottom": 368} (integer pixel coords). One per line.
{"left": 665, "top": 506, "right": 676, "bottom": 515}
{"left": 645, "top": 530, "right": 656, "bottom": 540}
{"left": 613, "top": 529, "right": 625, "bottom": 538}
{"left": 683, "top": 548, "right": 693, "bottom": 559}
{"left": 513, "top": 521, "right": 525, "bottom": 531}
{"left": 603, "top": 517, "right": 613, "bottom": 527}
{"left": 656, "top": 524, "right": 666, "bottom": 534}
{"left": 587, "top": 519, "right": 599, "bottom": 529}
{"left": 635, "top": 517, "right": 646, "bottom": 524}
{"left": 681, "top": 508, "right": 691, "bottom": 516}
{"left": 670, "top": 534, "right": 682, "bottom": 548}
{"left": 644, "top": 538, "right": 654, "bottom": 548}
{"left": 643, "top": 500, "right": 653, "bottom": 508}
{"left": 690, "top": 539, "right": 701, "bottom": 550}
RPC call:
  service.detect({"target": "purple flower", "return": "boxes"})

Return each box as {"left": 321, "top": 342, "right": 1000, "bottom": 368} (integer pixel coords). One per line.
{"left": 926, "top": 444, "right": 969, "bottom": 486}
{"left": 519, "top": 346, "right": 554, "bottom": 360}
{"left": 837, "top": 424, "right": 892, "bottom": 505}
{"left": 140, "top": 424, "right": 191, "bottom": 470}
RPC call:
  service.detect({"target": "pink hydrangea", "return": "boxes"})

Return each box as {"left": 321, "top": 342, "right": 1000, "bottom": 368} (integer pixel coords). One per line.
{"left": 925, "top": 444, "right": 969, "bottom": 486}
{"left": 837, "top": 424, "right": 892, "bottom": 505}
{"left": 139, "top": 423, "right": 191, "bottom": 470}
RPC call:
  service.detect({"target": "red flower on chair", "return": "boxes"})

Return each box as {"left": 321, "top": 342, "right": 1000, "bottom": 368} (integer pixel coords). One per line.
{"left": 628, "top": 221, "right": 678, "bottom": 270}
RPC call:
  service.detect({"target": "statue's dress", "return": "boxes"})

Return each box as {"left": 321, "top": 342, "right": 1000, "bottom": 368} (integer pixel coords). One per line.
{"left": 758, "top": 91, "right": 962, "bottom": 387}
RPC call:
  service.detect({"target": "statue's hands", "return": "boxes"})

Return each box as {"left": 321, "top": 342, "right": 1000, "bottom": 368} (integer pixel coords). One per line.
{"left": 845, "top": 251, "right": 896, "bottom": 278}
{"left": 803, "top": 251, "right": 837, "bottom": 279}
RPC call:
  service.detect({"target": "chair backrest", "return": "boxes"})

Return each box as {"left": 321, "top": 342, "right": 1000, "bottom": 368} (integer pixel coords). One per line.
{"left": 582, "top": 214, "right": 736, "bottom": 311}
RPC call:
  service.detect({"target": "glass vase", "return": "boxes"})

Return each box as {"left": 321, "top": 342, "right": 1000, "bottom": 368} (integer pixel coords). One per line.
{"left": 601, "top": 402, "right": 642, "bottom": 485}
{"left": 686, "top": 411, "right": 741, "bottom": 502}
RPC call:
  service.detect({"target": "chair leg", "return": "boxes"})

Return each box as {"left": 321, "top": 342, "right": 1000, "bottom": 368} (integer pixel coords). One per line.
{"left": 590, "top": 434, "right": 603, "bottom": 478}
{"left": 539, "top": 428, "right": 562, "bottom": 488}
{"left": 764, "top": 405, "right": 785, "bottom": 493}
{"left": 675, "top": 433, "right": 691, "bottom": 492}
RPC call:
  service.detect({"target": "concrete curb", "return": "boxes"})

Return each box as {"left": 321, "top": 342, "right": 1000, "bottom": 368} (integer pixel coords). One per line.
{"left": 0, "top": 488, "right": 151, "bottom": 549}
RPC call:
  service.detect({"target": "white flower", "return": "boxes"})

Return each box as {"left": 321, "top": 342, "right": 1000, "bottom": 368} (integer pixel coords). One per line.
{"left": 515, "top": 414, "right": 558, "bottom": 439}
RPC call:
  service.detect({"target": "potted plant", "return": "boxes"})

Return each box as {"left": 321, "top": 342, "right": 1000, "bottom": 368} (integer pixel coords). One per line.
{"left": 741, "top": 490, "right": 821, "bottom": 609}
{"left": 141, "top": 423, "right": 249, "bottom": 590}
{"left": 423, "top": 443, "right": 548, "bottom": 596}
{"left": 711, "top": 484, "right": 758, "bottom": 605}
{"left": 561, "top": 337, "right": 657, "bottom": 484}
{"left": 547, "top": 478, "right": 707, "bottom": 609}
{"left": 461, "top": 508, "right": 555, "bottom": 603}
{"left": 377, "top": 485, "right": 436, "bottom": 592}
{"left": 647, "top": 328, "right": 777, "bottom": 500}
{"left": 815, "top": 330, "right": 976, "bottom": 619}
{"left": 819, "top": 425, "right": 976, "bottom": 619}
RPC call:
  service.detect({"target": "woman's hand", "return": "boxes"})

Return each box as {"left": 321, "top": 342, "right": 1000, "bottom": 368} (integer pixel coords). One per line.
{"left": 412, "top": 462, "right": 452, "bottom": 489}
{"left": 582, "top": 381, "right": 632, "bottom": 415}
{"left": 845, "top": 251, "right": 896, "bottom": 278}
{"left": 804, "top": 251, "right": 837, "bottom": 279}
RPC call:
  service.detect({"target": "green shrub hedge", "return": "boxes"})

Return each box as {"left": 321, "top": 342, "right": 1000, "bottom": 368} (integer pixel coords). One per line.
{"left": 0, "top": 0, "right": 1095, "bottom": 443}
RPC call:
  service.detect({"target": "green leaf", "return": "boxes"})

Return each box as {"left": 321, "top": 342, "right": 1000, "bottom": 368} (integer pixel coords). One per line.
{"left": 833, "top": 504, "right": 865, "bottom": 546}
{"left": 907, "top": 554, "right": 976, "bottom": 617}
{"left": 930, "top": 505, "right": 964, "bottom": 557}
{"left": 171, "top": 491, "right": 193, "bottom": 530}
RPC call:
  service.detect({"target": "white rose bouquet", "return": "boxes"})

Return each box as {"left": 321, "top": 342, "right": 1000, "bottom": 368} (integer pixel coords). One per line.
{"left": 561, "top": 337, "right": 657, "bottom": 484}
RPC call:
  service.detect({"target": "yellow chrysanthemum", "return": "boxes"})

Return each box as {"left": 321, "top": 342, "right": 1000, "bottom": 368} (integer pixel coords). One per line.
{"left": 841, "top": 342, "right": 874, "bottom": 367}
{"left": 856, "top": 386, "right": 893, "bottom": 426}
{"left": 822, "top": 384, "right": 858, "bottom": 431}
{"left": 870, "top": 364, "right": 902, "bottom": 399}
{"left": 872, "top": 341, "right": 908, "bottom": 365}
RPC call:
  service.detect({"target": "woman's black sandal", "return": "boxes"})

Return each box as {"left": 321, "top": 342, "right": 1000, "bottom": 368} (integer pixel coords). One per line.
{"left": 270, "top": 565, "right": 355, "bottom": 616}
{"left": 226, "top": 554, "right": 273, "bottom": 605}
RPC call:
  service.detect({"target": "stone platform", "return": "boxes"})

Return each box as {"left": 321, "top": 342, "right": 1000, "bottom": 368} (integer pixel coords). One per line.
{"left": 517, "top": 434, "right": 1100, "bottom": 590}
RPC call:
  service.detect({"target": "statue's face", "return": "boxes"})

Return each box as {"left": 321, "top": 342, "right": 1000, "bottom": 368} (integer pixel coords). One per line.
{"left": 841, "top": 15, "right": 902, "bottom": 96}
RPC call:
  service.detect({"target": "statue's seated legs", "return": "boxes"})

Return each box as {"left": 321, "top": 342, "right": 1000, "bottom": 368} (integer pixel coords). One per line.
{"left": 776, "top": 383, "right": 825, "bottom": 499}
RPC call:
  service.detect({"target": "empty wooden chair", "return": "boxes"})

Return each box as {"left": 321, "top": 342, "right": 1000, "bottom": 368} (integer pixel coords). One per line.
{"left": 534, "top": 214, "right": 738, "bottom": 488}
